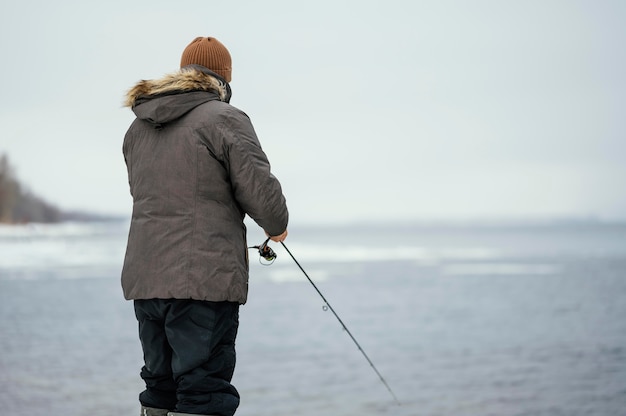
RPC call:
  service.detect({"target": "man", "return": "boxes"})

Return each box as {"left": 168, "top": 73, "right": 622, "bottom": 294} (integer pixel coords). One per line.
{"left": 121, "top": 36, "right": 289, "bottom": 416}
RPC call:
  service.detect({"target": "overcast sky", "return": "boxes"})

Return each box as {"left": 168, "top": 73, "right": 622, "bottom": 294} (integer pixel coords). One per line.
{"left": 1, "top": 0, "right": 624, "bottom": 225}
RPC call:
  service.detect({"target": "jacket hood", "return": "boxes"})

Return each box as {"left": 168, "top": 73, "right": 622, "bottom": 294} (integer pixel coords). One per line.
{"left": 123, "top": 65, "right": 232, "bottom": 126}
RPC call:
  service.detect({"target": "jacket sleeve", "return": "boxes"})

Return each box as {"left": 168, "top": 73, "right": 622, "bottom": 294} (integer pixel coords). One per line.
{"left": 214, "top": 108, "right": 289, "bottom": 236}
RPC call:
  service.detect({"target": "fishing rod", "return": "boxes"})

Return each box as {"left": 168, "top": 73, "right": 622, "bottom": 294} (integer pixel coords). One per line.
{"left": 251, "top": 238, "right": 401, "bottom": 405}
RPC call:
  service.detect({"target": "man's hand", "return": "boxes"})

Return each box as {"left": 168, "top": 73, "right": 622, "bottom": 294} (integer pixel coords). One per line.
{"left": 266, "top": 229, "right": 288, "bottom": 243}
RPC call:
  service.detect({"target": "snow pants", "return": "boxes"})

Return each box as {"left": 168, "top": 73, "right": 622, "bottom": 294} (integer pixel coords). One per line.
{"left": 134, "top": 299, "right": 240, "bottom": 416}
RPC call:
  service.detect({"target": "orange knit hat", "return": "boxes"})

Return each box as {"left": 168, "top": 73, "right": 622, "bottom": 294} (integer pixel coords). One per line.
{"left": 180, "top": 37, "right": 232, "bottom": 82}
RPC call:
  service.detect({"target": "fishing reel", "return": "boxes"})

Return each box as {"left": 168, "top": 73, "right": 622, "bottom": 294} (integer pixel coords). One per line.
{"left": 250, "top": 237, "right": 277, "bottom": 264}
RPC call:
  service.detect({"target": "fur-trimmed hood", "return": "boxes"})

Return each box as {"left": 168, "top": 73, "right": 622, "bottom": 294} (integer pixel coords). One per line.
{"left": 124, "top": 65, "right": 231, "bottom": 107}
{"left": 123, "top": 65, "right": 232, "bottom": 126}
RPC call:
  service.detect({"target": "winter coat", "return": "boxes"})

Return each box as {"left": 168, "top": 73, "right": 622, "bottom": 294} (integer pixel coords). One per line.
{"left": 121, "top": 65, "right": 288, "bottom": 304}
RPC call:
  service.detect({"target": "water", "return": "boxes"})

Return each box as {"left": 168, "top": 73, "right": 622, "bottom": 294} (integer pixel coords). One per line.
{"left": 1, "top": 220, "right": 625, "bottom": 416}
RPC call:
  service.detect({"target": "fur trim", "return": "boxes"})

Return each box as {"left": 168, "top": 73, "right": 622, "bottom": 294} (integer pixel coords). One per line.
{"left": 124, "top": 67, "right": 228, "bottom": 107}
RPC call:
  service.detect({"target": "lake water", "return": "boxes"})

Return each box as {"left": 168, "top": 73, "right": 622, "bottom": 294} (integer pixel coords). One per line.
{"left": 1, "top": 220, "right": 625, "bottom": 416}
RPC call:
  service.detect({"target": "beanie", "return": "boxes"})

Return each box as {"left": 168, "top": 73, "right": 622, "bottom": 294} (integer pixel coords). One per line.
{"left": 180, "top": 37, "right": 232, "bottom": 82}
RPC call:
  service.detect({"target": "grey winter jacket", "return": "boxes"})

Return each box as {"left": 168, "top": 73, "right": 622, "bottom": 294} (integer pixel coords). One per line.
{"left": 121, "top": 66, "right": 288, "bottom": 304}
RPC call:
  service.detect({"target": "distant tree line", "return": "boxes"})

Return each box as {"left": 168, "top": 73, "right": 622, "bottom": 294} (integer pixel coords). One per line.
{"left": 0, "top": 153, "right": 61, "bottom": 223}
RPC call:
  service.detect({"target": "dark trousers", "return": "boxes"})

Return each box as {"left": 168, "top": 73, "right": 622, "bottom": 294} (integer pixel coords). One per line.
{"left": 134, "top": 299, "right": 240, "bottom": 416}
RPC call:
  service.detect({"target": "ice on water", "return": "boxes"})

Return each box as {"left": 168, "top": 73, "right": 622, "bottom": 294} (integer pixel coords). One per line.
{"left": 1, "top": 220, "right": 625, "bottom": 415}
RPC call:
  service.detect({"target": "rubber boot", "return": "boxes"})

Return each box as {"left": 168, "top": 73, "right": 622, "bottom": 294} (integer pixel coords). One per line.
{"left": 141, "top": 405, "right": 170, "bottom": 416}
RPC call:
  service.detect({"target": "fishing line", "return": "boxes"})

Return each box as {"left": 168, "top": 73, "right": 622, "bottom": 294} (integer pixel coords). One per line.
{"left": 278, "top": 241, "right": 401, "bottom": 405}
